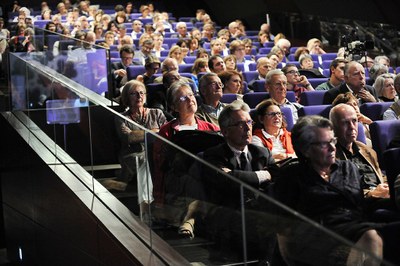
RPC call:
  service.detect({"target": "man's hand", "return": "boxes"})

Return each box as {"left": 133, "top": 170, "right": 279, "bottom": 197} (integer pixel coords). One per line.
{"left": 369, "top": 183, "right": 390, "bottom": 198}
{"left": 115, "top": 69, "right": 127, "bottom": 77}
{"left": 358, "top": 88, "right": 376, "bottom": 102}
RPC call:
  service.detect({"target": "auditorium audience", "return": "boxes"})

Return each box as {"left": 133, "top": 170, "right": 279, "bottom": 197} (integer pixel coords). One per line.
{"left": 200, "top": 100, "right": 277, "bottom": 262}
{"left": 134, "top": 38, "right": 154, "bottom": 65}
{"left": 306, "top": 38, "right": 326, "bottom": 55}
{"left": 248, "top": 57, "right": 272, "bottom": 90}
{"left": 274, "top": 115, "right": 397, "bottom": 265}
{"left": 330, "top": 104, "right": 392, "bottom": 214}
{"left": 6, "top": 3, "right": 400, "bottom": 264}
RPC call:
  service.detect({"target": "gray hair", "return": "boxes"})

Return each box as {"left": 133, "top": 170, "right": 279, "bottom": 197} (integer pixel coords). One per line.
{"left": 265, "top": 69, "right": 285, "bottom": 85}
{"left": 369, "top": 64, "right": 388, "bottom": 81}
{"left": 120, "top": 80, "right": 146, "bottom": 108}
{"left": 218, "top": 100, "right": 250, "bottom": 129}
{"left": 374, "top": 55, "right": 390, "bottom": 66}
{"left": 166, "top": 81, "right": 192, "bottom": 110}
{"left": 198, "top": 72, "right": 218, "bottom": 91}
{"left": 373, "top": 73, "right": 394, "bottom": 97}
{"left": 299, "top": 53, "right": 312, "bottom": 65}
{"left": 291, "top": 115, "right": 333, "bottom": 158}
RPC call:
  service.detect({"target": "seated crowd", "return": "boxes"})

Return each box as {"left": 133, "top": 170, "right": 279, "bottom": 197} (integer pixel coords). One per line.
{"left": 4, "top": 1, "right": 400, "bottom": 265}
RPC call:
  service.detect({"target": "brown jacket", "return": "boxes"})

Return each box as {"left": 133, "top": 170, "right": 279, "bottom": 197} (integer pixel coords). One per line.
{"left": 336, "top": 141, "right": 386, "bottom": 197}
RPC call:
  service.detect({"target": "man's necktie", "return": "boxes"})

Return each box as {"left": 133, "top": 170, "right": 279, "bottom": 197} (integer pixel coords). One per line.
{"left": 240, "top": 152, "right": 247, "bottom": 170}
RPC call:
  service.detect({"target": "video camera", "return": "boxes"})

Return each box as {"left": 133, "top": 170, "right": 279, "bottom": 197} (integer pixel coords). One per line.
{"left": 341, "top": 30, "right": 374, "bottom": 61}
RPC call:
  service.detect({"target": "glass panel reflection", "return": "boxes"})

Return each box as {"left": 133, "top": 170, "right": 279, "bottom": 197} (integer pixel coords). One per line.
{"left": 7, "top": 36, "right": 394, "bottom": 265}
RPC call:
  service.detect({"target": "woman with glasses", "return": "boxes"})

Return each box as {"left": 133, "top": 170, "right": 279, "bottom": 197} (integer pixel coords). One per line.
{"left": 274, "top": 115, "right": 397, "bottom": 265}
{"left": 109, "top": 80, "right": 167, "bottom": 223}
{"left": 112, "top": 80, "right": 167, "bottom": 190}
{"left": 158, "top": 81, "right": 219, "bottom": 138}
{"left": 153, "top": 81, "right": 220, "bottom": 236}
{"left": 252, "top": 99, "right": 295, "bottom": 161}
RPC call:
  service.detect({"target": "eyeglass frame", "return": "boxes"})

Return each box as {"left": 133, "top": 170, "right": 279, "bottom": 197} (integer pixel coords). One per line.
{"left": 129, "top": 91, "right": 146, "bottom": 97}
{"left": 285, "top": 70, "right": 300, "bottom": 76}
{"left": 228, "top": 120, "right": 255, "bottom": 129}
{"left": 178, "top": 92, "right": 195, "bottom": 102}
{"left": 310, "top": 137, "right": 337, "bottom": 149}
{"left": 208, "top": 81, "right": 224, "bottom": 89}
{"left": 265, "top": 111, "right": 283, "bottom": 117}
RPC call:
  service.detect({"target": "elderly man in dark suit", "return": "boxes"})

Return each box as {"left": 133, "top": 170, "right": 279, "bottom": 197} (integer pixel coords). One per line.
{"left": 201, "top": 100, "right": 278, "bottom": 262}
{"left": 111, "top": 45, "right": 140, "bottom": 96}
{"left": 203, "top": 100, "right": 276, "bottom": 206}
{"left": 323, "top": 61, "right": 378, "bottom": 105}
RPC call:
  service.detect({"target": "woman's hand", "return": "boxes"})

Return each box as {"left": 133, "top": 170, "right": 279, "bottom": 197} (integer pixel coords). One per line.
{"left": 273, "top": 153, "right": 287, "bottom": 161}
{"left": 121, "top": 124, "right": 132, "bottom": 134}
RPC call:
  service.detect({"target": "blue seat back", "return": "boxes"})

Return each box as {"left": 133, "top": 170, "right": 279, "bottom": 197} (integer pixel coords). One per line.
{"left": 221, "top": 93, "right": 238, "bottom": 104}
{"left": 127, "top": 65, "right": 145, "bottom": 80}
{"left": 370, "top": 120, "right": 400, "bottom": 169}
{"left": 360, "top": 102, "right": 393, "bottom": 121}
{"left": 298, "top": 105, "right": 332, "bottom": 118}
{"left": 243, "top": 92, "right": 268, "bottom": 108}
{"left": 299, "top": 90, "right": 327, "bottom": 106}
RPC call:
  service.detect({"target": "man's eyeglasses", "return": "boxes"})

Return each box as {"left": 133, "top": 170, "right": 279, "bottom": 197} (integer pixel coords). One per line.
{"left": 265, "top": 111, "right": 282, "bottom": 117}
{"left": 129, "top": 91, "right": 146, "bottom": 97}
{"left": 122, "top": 56, "right": 133, "bottom": 60}
{"left": 228, "top": 120, "right": 254, "bottom": 129}
{"left": 310, "top": 137, "right": 337, "bottom": 149}
{"left": 209, "top": 81, "right": 224, "bottom": 89}
{"left": 286, "top": 70, "right": 300, "bottom": 75}
{"left": 179, "top": 92, "right": 195, "bottom": 102}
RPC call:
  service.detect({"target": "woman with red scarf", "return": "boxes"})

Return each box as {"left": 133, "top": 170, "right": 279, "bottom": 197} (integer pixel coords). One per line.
{"left": 252, "top": 99, "right": 295, "bottom": 161}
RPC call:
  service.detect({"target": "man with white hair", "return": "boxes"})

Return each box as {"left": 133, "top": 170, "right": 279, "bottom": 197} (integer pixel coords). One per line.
{"left": 172, "top": 22, "right": 190, "bottom": 38}
{"left": 228, "top": 21, "right": 241, "bottom": 41}
{"left": 276, "top": 38, "right": 291, "bottom": 62}
{"left": 248, "top": 57, "right": 272, "bottom": 91}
